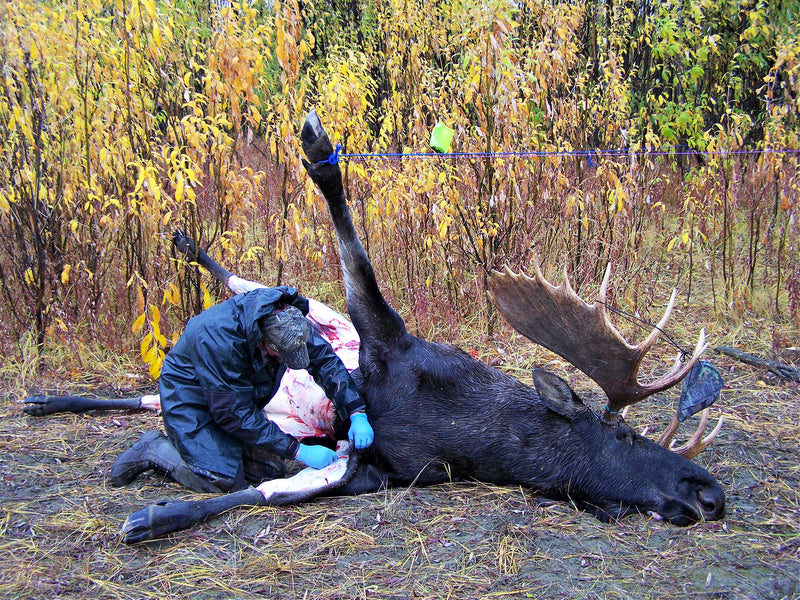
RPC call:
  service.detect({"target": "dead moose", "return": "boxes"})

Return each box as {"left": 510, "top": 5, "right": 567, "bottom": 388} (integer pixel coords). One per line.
{"left": 23, "top": 111, "right": 725, "bottom": 542}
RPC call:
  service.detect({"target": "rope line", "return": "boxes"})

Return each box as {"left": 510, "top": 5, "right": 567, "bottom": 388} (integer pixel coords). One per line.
{"left": 335, "top": 146, "right": 800, "bottom": 162}
{"left": 597, "top": 300, "right": 692, "bottom": 359}
{"left": 322, "top": 140, "right": 793, "bottom": 357}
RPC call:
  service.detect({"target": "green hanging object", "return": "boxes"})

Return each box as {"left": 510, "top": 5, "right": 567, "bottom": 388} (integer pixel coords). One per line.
{"left": 430, "top": 122, "right": 454, "bottom": 153}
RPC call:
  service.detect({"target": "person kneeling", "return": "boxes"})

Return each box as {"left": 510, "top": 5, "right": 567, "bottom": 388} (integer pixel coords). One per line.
{"left": 110, "top": 286, "right": 373, "bottom": 493}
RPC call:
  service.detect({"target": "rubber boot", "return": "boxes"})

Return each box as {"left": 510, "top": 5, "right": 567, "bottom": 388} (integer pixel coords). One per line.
{"left": 110, "top": 430, "right": 224, "bottom": 493}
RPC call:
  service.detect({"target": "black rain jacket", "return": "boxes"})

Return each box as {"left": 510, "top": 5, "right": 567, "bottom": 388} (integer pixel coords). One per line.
{"left": 159, "top": 286, "right": 365, "bottom": 480}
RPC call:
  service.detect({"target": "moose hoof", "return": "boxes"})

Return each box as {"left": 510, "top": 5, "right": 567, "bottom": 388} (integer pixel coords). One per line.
{"left": 22, "top": 395, "right": 71, "bottom": 416}
{"left": 172, "top": 228, "right": 196, "bottom": 257}
{"left": 121, "top": 499, "right": 202, "bottom": 544}
{"left": 301, "top": 110, "right": 334, "bottom": 163}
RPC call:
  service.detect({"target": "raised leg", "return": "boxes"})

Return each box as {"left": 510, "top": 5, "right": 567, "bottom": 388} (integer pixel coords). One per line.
{"left": 301, "top": 110, "right": 406, "bottom": 354}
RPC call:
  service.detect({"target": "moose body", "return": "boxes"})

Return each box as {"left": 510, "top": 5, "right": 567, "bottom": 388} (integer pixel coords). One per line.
{"left": 300, "top": 110, "right": 724, "bottom": 525}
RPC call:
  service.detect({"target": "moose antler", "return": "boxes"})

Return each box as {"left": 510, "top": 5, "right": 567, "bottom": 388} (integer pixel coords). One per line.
{"left": 622, "top": 405, "right": 724, "bottom": 459}
{"left": 487, "top": 261, "right": 709, "bottom": 422}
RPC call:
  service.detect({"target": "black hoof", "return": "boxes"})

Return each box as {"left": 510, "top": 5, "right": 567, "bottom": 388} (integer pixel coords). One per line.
{"left": 122, "top": 487, "right": 267, "bottom": 543}
{"left": 173, "top": 228, "right": 197, "bottom": 259}
{"left": 122, "top": 499, "right": 203, "bottom": 543}
{"left": 301, "top": 109, "right": 334, "bottom": 164}
{"left": 22, "top": 395, "right": 88, "bottom": 416}
{"left": 22, "top": 396, "right": 61, "bottom": 416}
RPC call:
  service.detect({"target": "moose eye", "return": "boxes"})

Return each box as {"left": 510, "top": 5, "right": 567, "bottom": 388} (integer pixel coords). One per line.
{"left": 615, "top": 430, "right": 634, "bottom": 445}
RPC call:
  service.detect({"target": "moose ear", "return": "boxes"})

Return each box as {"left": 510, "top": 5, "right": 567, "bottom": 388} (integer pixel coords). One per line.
{"left": 531, "top": 368, "right": 583, "bottom": 419}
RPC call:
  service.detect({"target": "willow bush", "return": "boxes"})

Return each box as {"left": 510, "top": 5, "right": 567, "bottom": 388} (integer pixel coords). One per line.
{"left": 1, "top": 0, "right": 798, "bottom": 376}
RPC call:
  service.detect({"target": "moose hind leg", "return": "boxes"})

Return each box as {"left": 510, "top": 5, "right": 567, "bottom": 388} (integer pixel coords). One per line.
{"left": 300, "top": 110, "right": 406, "bottom": 346}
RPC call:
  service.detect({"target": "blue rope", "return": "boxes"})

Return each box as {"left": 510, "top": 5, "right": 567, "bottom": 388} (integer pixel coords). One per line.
{"left": 317, "top": 143, "right": 343, "bottom": 165}
{"left": 333, "top": 145, "right": 800, "bottom": 162}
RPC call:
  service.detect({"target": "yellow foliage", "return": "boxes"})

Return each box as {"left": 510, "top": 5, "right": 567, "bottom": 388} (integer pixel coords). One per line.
{"left": 201, "top": 282, "right": 212, "bottom": 311}
{"left": 0, "top": 0, "right": 797, "bottom": 371}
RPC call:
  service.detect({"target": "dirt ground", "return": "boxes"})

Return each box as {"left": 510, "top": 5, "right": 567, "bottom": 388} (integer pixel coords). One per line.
{"left": 1, "top": 355, "right": 798, "bottom": 600}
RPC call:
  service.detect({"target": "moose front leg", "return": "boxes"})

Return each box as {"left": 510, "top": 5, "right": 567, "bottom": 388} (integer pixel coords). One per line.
{"left": 122, "top": 487, "right": 268, "bottom": 543}
{"left": 22, "top": 394, "right": 160, "bottom": 416}
{"left": 122, "top": 449, "right": 365, "bottom": 543}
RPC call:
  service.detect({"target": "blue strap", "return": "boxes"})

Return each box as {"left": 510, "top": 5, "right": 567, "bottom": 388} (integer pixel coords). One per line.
{"left": 318, "top": 143, "right": 343, "bottom": 165}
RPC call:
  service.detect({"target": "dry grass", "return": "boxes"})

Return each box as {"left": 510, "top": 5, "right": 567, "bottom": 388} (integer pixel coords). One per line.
{"left": 1, "top": 318, "right": 799, "bottom": 600}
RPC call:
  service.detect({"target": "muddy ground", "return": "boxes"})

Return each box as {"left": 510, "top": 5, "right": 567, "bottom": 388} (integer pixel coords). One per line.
{"left": 1, "top": 357, "right": 798, "bottom": 600}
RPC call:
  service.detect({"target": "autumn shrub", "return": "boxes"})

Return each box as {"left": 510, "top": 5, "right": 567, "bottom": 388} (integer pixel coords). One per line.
{"left": 0, "top": 0, "right": 798, "bottom": 379}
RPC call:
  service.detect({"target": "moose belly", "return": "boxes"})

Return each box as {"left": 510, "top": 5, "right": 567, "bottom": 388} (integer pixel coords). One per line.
{"left": 264, "top": 370, "right": 337, "bottom": 439}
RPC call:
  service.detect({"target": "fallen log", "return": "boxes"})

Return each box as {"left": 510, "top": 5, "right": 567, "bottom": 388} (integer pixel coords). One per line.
{"left": 714, "top": 346, "right": 800, "bottom": 382}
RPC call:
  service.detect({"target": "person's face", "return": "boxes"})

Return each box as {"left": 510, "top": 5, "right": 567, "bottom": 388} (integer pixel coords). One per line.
{"left": 262, "top": 339, "right": 282, "bottom": 361}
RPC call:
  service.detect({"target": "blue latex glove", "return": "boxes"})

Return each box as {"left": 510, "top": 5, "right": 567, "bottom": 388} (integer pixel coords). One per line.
{"left": 348, "top": 412, "right": 374, "bottom": 450}
{"left": 295, "top": 444, "right": 338, "bottom": 469}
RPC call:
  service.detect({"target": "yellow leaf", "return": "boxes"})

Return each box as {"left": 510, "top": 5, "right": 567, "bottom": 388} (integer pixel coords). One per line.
{"left": 143, "top": 0, "right": 156, "bottom": 19}
{"left": 164, "top": 282, "right": 180, "bottom": 306}
{"left": 148, "top": 355, "right": 163, "bottom": 380}
{"left": 150, "top": 303, "right": 161, "bottom": 325}
{"left": 155, "top": 328, "right": 167, "bottom": 348}
{"left": 148, "top": 175, "right": 161, "bottom": 202}
{"left": 140, "top": 332, "right": 153, "bottom": 360}
{"left": 133, "top": 167, "right": 146, "bottom": 193}
{"left": 60, "top": 264, "right": 71, "bottom": 284}
{"left": 175, "top": 173, "right": 184, "bottom": 203}
{"left": 132, "top": 313, "right": 146, "bottom": 334}
{"left": 201, "top": 281, "right": 212, "bottom": 310}
{"left": 136, "top": 285, "right": 145, "bottom": 313}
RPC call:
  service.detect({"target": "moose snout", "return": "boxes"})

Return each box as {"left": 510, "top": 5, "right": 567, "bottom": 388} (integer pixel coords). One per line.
{"left": 677, "top": 476, "right": 725, "bottom": 523}
{"left": 696, "top": 482, "right": 725, "bottom": 521}
{"left": 661, "top": 476, "right": 725, "bottom": 525}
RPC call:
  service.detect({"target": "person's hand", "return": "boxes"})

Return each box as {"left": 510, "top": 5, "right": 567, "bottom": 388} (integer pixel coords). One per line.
{"left": 348, "top": 412, "right": 374, "bottom": 450}
{"left": 295, "top": 444, "right": 338, "bottom": 469}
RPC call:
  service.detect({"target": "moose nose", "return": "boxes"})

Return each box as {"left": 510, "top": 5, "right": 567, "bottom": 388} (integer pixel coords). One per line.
{"left": 697, "top": 483, "right": 725, "bottom": 521}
